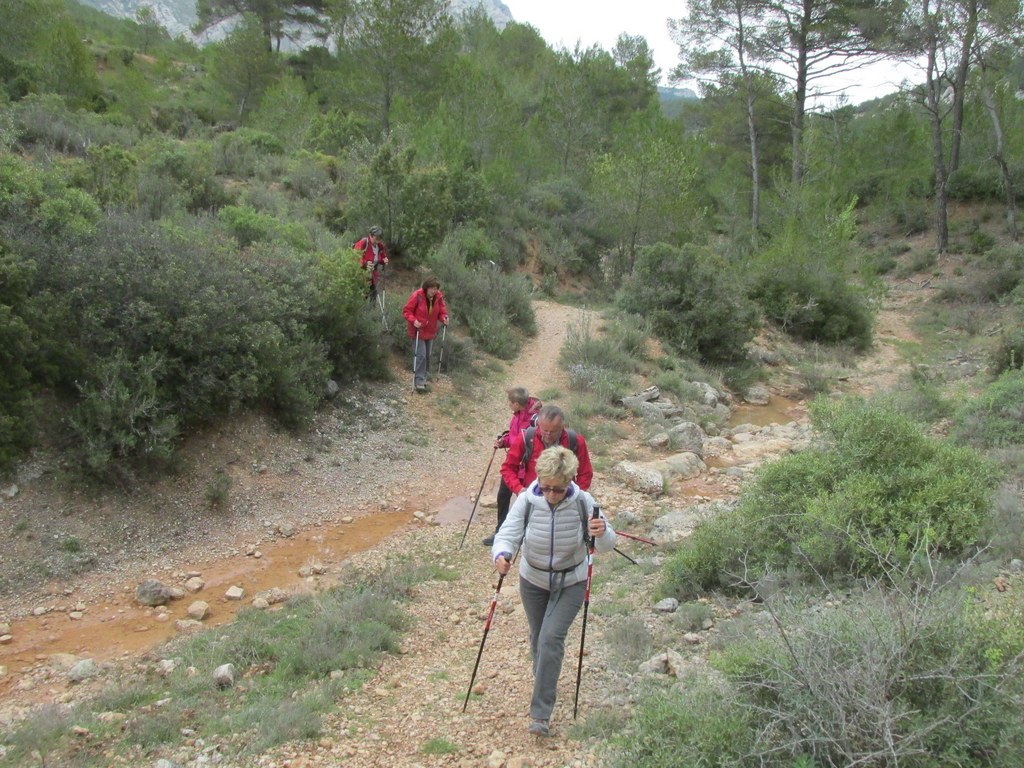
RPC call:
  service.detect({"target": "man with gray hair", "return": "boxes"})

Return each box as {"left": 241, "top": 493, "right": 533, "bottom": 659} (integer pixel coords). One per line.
{"left": 499, "top": 404, "right": 593, "bottom": 498}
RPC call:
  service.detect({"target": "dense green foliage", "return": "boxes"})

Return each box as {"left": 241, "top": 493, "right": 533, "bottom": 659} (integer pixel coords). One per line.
{"left": 954, "top": 369, "right": 1024, "bottom": 448}
{"left": 661, "top": 398, "right": 999, "bottom": 599}
{"left": 0, "top": 0, "right": 1022, "bottom": 484}
{"left": 749, "top": 197, "right": 875, "bottom": 349}
{"left": 618, "top": 243, "right": 760, "bottom": 363}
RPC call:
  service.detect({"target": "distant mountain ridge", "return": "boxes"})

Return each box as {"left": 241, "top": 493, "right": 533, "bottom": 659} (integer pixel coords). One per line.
{"left": 74, "top": 0, "right": 514, "bottom": 42}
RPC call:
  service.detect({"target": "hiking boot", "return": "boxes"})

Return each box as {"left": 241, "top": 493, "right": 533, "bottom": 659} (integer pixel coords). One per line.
{"left": 528, "top": 719, "right": 549, "bottom": 736}
{"left": 414, "top": 384, "right": 428, "bottom": 394}
{"left": 481, "top": 534, "right": 495, "bottom": 546}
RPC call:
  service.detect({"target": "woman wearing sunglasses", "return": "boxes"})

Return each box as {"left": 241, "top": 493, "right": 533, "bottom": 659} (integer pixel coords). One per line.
{"left": 491, "top": 446, "right": 616, "bottom": 737}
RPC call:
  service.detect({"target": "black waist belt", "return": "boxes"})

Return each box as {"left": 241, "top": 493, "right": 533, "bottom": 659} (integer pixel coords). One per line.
{"left": 529, "top": 559, "right": 583, "bottom": 574}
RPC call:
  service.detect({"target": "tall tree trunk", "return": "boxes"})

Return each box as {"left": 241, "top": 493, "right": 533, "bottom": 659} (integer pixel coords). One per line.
{"left": 746, "top": 87, "right": 761, "bottom": 238}
{"left": 980, "top": 69, "right": 1018, "bottom": 240}
{"left": 923, "top": 0, "right": 949, "bottom": 252}
{"left": 628, "top": 164, "right": 648, "bottom": 270}
{"left": 790, "top": 0, "right": 812, "bottom": 185}
{"left": 948, "top": 0, "right": 978, "bottom": 174}
{"left": 382, "top": 71, "right": 392, "bottom": 136}
{"left": 735, "top": 7, "right": 760, "bottom": 238}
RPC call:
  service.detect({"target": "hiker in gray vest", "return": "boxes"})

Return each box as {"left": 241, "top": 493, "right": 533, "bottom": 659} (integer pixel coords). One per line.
{"left": 491, "top": 446, "right": 615, "bottom": 736}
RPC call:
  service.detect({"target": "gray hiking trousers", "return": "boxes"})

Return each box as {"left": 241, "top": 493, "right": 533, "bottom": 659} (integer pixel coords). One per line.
{"left": 413, "top": 337, "right": 432, "bottom": 387}
{"left": 519, "top": 578, "right": 586, "bottom": 721}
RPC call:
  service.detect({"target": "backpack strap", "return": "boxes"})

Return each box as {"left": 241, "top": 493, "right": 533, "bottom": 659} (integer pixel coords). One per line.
{"left": 521, "top": 427, "right": 578, "bottom": 468}
{"left": 522, "top": 493, "right": 587, "bottom": 533}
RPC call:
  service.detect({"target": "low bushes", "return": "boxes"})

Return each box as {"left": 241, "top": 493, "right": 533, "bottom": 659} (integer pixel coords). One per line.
{"left": 661, "top": 397, "right": 998, "bottom": 599}
{"left": 618, "top": 579, "right": 1024, "bottom": 767}
{"left": 11, "top": 213, "right": 371, "bottom": 480}
{"left": 426, "top": 229, "right": 536, "bottom": 359}
{"left": 618, "top": 243, "right": 759, "bottom": 364}
{"left": 560, "top": 314, "right": 639, "bottom": 402}
{"left": 954, "top": 369, "right": 1024, "bottom": 448}
{"left": 750, "top": 197, "right": 875, "bottom": 349}
{"left": 0, "top": 245, "right": 35, "bottom": 474}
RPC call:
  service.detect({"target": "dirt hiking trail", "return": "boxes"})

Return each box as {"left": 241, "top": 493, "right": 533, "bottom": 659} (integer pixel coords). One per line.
{"left": 0, "top": 291, "right": 919, "bottom": 767}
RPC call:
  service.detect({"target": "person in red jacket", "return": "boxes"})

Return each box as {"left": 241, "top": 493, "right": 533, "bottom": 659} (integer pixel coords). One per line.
{"left": 402, "top": 276, "right": 448, "bottom": 393}
{"left": 353, "top": 225, "right": 389, "bottom": 300}
{"left": 499, "top": 404, "right": 593, "bottom": 496}
{"left": 482, "top": 387, "right": 543, "bottom": 546}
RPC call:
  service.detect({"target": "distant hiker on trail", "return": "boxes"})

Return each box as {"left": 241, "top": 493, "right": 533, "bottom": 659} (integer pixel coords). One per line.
{"left": 499, "top": 404, "right": 592, "bottom": 498}
{"left": 491, "top": 446, "right": 615, "bottom": 736}
{"left": 353, "top": 225, "right": 388, "bottom": 300}
{"left": 482, "top": 387, "right": 542, "bottom": 547}
{"left": 402, "top": 276, "right": 448, "bottom": 394}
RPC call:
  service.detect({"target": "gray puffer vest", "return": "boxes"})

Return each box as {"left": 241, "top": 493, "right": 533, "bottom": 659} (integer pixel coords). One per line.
{"left": 521, "top": 492, "right": 589, "bottom": 587}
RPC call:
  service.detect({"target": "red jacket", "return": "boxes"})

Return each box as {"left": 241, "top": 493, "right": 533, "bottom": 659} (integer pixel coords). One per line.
{"left": 498, "top": 396, "right": 542, "bottom": 449}
{"left": 354, "top": 237, "right": 388, "bottom": 287}
{"left": 402, "top": 288, "right": 448, "bottom": 340}
{"left": 500, "top": 427, "right": 593, "bottom": 495}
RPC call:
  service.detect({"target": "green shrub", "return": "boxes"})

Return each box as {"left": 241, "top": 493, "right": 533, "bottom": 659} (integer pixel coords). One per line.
{"left": 217, "top": 205, "right": 312, "bottom": 251}
{"left": 37, "top": 187, "right": 101, "bottom": 239}
{"left": 0, "top": 246, "right": 36, "bottom": 473}
{"left": 969, "top": 229, "right": 997, "bottom": 254}
{"left": 947, "top": 166, "right": 1002, "bottom": 201}
{"left": 462, "top": 306, "right": 518, "bottom": 359}
{"left": 876, "top": 373, "right": 954, "bottom": 425}
{"left": 954, "top": 369, "right": 1024, "bottom": 448}
{"left": 698, "top": 583, "right": 1024, "bottom": 767}
{"left": 618, "top": 243, "right": 759, "bottom": 364}
{"left": 85, "top": 144, "right": 138, "bottom": 208}
{"left": 15, "top": 214, "right": 365, "bottom": 477}
{"left": 353, "top": 156, "right": 493, "bottom": 263}
{"left": 603, "top": 313, "right": 650, "bottom": 360}
{"left": 258, "top": 332, "right": 331, "bottom": 428}
{"left": 750, "top": 197, "right": 874, "bottom": 349}
{"left": 205, "top": 470, "right": 232, "bottom": 508}
{"left": 751, "top": 270, "right": 874, "bottom": 348}
{"left": 989, "top": 322, "right": 1024, "bottom": 375}
{"left": 311, "top": 249, "right": 390, "bottom": 380}
{"left": 305, "top": 107, "right": 367, "bottom": 154}
{"left": 560, "top": 315, "right": 641, "bottom": 401}
{"left": 213, "top": 127, "right": 284, "bottom": 177}
{"left": 68, "top": 351, "right": 180, "bottom": 480}
{"left": 218, "top": 204, "right": 278, "bottom": 248}
{"left": 611, "top": 678, "right": 753, "bottom": 767}
{"left": 13, "top": 94, "right": 90, "bottom": 153}
{"left": 283, "top": 152, "right": 332, "bottom": 199}
{"left": 426, "top": 236, "right": 537, "bottom": 356}
{"left": 140, "top": 142, "right": 230, "bottom": 214}
{"left": 661, "top": 398, "right": 999, "bottom": 597}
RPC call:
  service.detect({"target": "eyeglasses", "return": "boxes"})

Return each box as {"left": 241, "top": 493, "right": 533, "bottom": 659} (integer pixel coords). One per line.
{"left": 539, "top": 485, "right": 567, "bottom": 495}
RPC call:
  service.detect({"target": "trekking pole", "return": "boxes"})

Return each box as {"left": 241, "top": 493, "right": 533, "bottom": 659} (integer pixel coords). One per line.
{"left": 573, "top": 506, "right": 601, "bottom": 720}
{"left": 459, "top": 445, "right": 498, "bottom": 549}
{"left": 376, "top": 266, "right": 388, "bottom": 331}
{"left": 413, "top": 329, "right": 419, "bottom": 374}
{"left": 436, "top": 323, "right": 448, "bottom": 374}
{"left": 616, "top": 530, "right": 657, "bottom": 546}
{"left": 462, "top": 551, "right": 515, "bottom": 712}
{"left": 613, "top": 547, "right": 638, "bottom": 565}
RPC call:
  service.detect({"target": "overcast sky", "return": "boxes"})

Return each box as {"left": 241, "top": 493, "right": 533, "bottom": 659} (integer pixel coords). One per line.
{"left": 503, "top": 0, "right": 917, "bottom": 105}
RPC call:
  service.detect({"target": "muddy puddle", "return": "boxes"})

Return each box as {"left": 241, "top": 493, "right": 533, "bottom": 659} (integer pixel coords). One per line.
{"left": 728, "top": 394, "right": 804, "bottom": 428}
{"left": 0, "top": 509, "right": 414, "bottom": 690}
